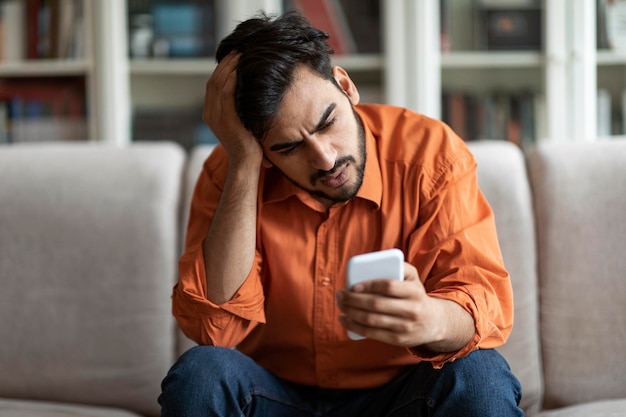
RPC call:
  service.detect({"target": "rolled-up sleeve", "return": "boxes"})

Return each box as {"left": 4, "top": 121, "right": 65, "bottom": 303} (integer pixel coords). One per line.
{"left": 173, "top": 147, "right": 266, "bottom": 347}
{"left": 406, "top": 143, "right": 513, "bottom": 368}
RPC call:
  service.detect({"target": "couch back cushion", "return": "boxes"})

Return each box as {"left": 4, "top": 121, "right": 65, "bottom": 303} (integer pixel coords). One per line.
{"left": 468, "top": 141, "right": 543, "bottom": 415}
{"left": 527, "top": 140, "right": 626, "bottom": 409}
{"left": 0, "top": 143, "right": 185, "bottom": 416}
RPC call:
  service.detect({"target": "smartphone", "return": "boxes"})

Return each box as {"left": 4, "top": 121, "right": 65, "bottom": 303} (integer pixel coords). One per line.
{"left": 345, "top": 248, "right": 405, "bottom": 340}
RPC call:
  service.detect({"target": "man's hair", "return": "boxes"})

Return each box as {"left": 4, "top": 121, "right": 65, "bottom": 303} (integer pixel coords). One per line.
{"left": 215, "top": 10, "right": 335, "bottom": 140}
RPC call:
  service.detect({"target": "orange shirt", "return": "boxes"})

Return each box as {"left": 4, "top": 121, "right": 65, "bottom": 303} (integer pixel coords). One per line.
{"left": 174, "top": 104, "right": 513, "bottom": 389}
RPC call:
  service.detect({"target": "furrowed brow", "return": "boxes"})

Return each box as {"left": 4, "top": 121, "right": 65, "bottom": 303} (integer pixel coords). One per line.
{"left": 269, "top": 103, "right": 337, "bottom": 152}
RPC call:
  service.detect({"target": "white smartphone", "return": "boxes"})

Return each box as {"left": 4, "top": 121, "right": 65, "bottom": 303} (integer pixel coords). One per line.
{"left": 345, "top": 248, "right": 405, "bottom": 340}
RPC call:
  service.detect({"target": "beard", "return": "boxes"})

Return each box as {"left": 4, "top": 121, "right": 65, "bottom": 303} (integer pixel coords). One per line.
{"left": 276, "top": 107, "right": 366, "bottom": 204}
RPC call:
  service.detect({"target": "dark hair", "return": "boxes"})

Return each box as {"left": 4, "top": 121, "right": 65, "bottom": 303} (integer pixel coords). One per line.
{"left": 215, "top": 10, "right": 334, "bottom": 140}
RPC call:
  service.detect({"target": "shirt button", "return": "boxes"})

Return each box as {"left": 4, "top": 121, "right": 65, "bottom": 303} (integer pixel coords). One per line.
{"left": 321, "top": 277, "right": 332, "bottom": 286}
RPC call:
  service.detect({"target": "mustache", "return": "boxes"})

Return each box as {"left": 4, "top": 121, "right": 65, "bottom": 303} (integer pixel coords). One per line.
{"left": 310, "top": 156, "right": 356, "bottom": 184}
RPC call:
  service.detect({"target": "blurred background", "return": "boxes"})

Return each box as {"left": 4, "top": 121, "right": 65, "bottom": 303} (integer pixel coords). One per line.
{"left": 0, "top": 0, "right": 624, "bottom": 151}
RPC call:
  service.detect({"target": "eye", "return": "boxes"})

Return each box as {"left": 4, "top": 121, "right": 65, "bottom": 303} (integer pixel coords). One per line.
{"left": 320, "top": 116, "right": 337, "bottom": 131}
{"left": 278, "top": 143, "right": 300, "bottom": 156}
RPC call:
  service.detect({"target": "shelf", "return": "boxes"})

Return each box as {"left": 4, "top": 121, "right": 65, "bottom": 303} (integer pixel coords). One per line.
{"left": 0, "top": 60, "right": 92, "bottom": 77}
{"left": 129, "top": 53, "right": 383, "bottom": 76}
{"left": 331, "top": 54, "right": 383, "bottom": 71}
{"left": 441, "top": 51, "right": 544, "bottom": 69}
{"left": 130, "top": 59, "right": 216, "bottom": 75}
{"left": 597, "top": 50, "right": 626, "bottom": 66}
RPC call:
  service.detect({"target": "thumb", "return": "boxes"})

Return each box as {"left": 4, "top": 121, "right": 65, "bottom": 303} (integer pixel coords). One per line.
{"left": 403, "top": 262, "right": 420, "bottom": 282}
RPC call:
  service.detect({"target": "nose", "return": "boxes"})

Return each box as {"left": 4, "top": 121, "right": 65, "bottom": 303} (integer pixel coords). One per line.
{"left": 308, "top": 136, "right": 337, "bottom": 171}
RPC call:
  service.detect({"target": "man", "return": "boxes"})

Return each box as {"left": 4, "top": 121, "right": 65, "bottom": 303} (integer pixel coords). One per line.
{"left": 159, "top": 10, "right": 523, "bottom": 417}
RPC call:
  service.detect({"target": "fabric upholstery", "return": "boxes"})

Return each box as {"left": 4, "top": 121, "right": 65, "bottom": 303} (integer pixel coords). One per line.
{"left": 0, "top": 143, "right": 185, "bottom": 416}
{"left": 527, "top": 140, "right": 626, "bottom": 410}
{"left": 537, "top": 399, "right": 626, "bottom": 417}
{"left": 2, "top": 139, "right": 625, "bottom": 416}
{"left": 468, "top": 141, "right": 543, "bottom": 415}
{"left": 0, "top": 398, "right": 143, "bottom": 417}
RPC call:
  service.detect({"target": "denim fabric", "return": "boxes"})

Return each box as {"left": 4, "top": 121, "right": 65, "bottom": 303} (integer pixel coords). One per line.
{"left": 159, "top": 346, "right": 523, "bottom": 417}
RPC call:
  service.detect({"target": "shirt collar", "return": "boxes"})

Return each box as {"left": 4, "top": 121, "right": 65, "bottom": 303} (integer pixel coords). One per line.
{"left": 262, "top": 106, "right": 382, "bottom": 210}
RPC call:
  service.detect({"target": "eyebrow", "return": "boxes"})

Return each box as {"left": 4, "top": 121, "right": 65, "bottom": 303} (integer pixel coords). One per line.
{"left": 269, "top": 103, "right": 336, "bottom": 152}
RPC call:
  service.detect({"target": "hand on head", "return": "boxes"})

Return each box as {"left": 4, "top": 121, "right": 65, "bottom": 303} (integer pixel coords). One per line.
{"left": 203, "top": 52, "right": 263, "bottom": 167}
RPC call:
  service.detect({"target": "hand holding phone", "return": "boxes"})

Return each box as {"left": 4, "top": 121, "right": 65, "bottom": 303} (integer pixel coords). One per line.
{"left": 345, "top": 248, "right": 405, "bottom": 339}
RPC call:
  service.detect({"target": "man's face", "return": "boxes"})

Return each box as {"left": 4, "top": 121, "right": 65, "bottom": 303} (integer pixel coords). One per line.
{"left": 261, "top": 65, "right": 365, "bottom": 207}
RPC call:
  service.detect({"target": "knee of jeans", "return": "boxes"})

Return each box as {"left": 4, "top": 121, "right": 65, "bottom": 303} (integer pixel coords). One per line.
{"left": 182, "top": 345, "right": 241, "bottom": 370}
{"left": 438, "top": 349, "right": 521, "bottom": 402}
{"left": 167, "top": 346, "right": 242, "bottom": 385}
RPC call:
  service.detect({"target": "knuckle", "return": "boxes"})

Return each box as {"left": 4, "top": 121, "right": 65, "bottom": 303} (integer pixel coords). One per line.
{"left": 397, "top": 321, "right": 413, "bottom": 334}
{"left": 367, "top": 297, "right": 384, "bottom": 311}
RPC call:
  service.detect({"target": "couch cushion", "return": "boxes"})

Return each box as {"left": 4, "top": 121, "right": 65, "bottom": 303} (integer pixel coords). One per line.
{"left": 0, "top": 398, "right": 143, "bottom": 417}
{"left": 527, "top": 140, "right": 626, "bottom": 409}
{"left": 0, "top": 143, "right": 186, "bottom": 416}
{"left": 537, "top": 399, "right": 626, "bottom": 417}
{"left": 468, "top": 141, "right": 543, "bottom": 415}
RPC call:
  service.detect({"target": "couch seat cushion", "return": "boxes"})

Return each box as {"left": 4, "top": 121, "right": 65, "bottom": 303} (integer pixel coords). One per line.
{"left": 0, "top": 398, "right": 143, "bottom": 417}
{"left": 538, "top": 399, "right": 626, "bottom": 417}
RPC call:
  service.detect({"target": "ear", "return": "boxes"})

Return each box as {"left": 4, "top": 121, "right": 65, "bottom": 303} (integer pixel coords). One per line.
{"left": 332, "top": 66, "right": 360, "bottom": 105}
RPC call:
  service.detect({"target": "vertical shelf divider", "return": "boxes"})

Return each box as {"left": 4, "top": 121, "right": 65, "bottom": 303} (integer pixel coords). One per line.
{"left": 544, "top": 0, "right": 569, "bottom": 141}
{"left": 94, "top": 0, "right": 130, "bottom": 145}
{"left": 568, "top": 0, "right": 597, "bottom": 141}
{"left": 383, "top": 0, "right": 440, "bottom": 119}
{"left": 408, "top": 0, "right": 441, "bottom": 119}
{"left": 383, "top": 0, "right": 408, "bottom": 109}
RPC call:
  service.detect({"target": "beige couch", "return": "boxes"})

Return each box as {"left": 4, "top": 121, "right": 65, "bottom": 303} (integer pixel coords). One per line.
{"left": 0, "top": 139, "right": 625, "bottom": 416}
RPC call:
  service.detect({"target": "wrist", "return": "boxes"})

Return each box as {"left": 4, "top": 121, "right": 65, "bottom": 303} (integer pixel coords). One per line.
{"left": 422, "top": 297, "right": 475, "bottom": 353}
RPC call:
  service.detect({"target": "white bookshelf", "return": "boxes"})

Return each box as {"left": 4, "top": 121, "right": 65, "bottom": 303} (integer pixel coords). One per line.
{"left": 433, "top": 0, "right": 601, "bottom": 142}
{"left": 0, "top": 0, "right": 100, "bottom": 142}
{"left": 25, "top": 0, "right": 620, "bottom": 146}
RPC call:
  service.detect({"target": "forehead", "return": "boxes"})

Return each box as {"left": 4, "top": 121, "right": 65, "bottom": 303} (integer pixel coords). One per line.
{"left": 269, "top": 67, "right": 338, "bottom": 130}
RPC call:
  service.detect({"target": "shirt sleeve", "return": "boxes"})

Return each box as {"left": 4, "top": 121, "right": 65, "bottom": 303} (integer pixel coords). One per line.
{"left": 405, "top": 133, "right": 514, "bottom": 369}
{"left": 172, "top": 147, "right": 266, "bottom": 347}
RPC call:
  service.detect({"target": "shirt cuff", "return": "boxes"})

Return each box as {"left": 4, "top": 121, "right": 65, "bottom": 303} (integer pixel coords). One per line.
{"left": 408, "top": 331, "right": 480, "bottom": 369}
{"left": 407, "top": 289, "right": 482, "bottom": 368}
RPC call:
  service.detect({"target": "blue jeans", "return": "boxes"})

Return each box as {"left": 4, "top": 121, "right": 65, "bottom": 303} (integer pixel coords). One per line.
{"left": 159, "top": 346, "right": 523, "bottom": 417}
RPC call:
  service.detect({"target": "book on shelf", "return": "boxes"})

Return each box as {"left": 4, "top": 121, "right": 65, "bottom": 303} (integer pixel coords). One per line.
{"left": 578, "top": 88, "right": 626, "bottom": 137}
{"left": 598, "top": 88, "right": 612, "bottom": 137}
{"left": 10, "top": 117, "right": 86, "bottom": 142}
{"left": 439, "top": 0, "right": 477, "bottom": 51}
{"left": 0, "top": 102, "right": 9, "bottom": 143}
{"left": 621, "top": 89, "right": 626, "bottom": 135}
{"left": 596, "top": 87, "right": 626, "bottom": 136}
{"left": 440, "top": 0, "right": 451, "bottom": 52}
{"left": 0, "top": 0, "right": 26, "bottom": 61}
{"left": 0, "top": 77, "right": 86, "bottom": 142}
{"left": 336, "top": 0, "right": 380, "bottom": 54}
{"left": 442, "top": 89, "right": 537, "bottom": 147}
{"left": 132, "top": 107, "right": 217, "bottom": 151}
{"left": 287, "top": 0, "right": 358, "bottom": 55}
{"left": 597, "top": 0, "right": 610, "bottom": 49}
{"left": 601, "top": 0, "right": 626, "bottom": 50}
{"left": 0, "top": 0, "right": 84, "bottom": 61}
